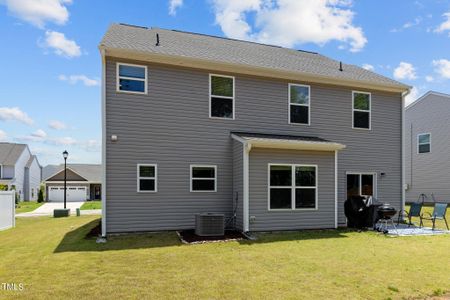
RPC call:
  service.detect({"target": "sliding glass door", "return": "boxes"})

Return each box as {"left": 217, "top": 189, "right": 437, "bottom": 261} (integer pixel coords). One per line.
{"left": 347, "top": 173, "right": 376, "bottom": 199}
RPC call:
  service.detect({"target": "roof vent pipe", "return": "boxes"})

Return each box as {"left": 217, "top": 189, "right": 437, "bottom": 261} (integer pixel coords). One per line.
{"left": 155, "top": 33, "right": 160, "bottom": 46}
{"left": 339, "top": 61, "right": 343, "bottom": 72}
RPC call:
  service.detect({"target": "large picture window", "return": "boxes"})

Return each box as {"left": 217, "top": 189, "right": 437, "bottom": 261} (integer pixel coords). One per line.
{"left": 417, "top": 133, "right": 431, "bottom": 154}
{"left": 210, "top": 74, "right": 234, "bottom": 119}
{"left": 137, "top": 164, "right": 157, "bottom": 192}
{"left": 117, "top": 63, "right": 147, "bottom": 94}
{"left": 289, "top": 84, "right": 310, "bottom": 125}
{"left": 269, "top": 164, "right": 317, "bottom": 210}
{"left": 190, "top": 165, "right": 217, "bottom": 192}
{"left": 352, "top": 91, "right": 371, "bottom": 129}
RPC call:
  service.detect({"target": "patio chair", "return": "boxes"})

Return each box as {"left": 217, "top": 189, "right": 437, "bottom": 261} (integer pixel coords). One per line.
{"left": 397, "top": 202, "right": 423, "bottom": 227}
{"left": 420, "top": 203, "right": 449, "bottom": 230}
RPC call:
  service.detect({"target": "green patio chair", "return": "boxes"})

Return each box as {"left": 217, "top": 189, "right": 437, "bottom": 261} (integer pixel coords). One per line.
{"left": 420, "top": 203, "right": 449, "bottom": 230}
{"left": 397, "top": 202, "right": 423, "bottom": 227}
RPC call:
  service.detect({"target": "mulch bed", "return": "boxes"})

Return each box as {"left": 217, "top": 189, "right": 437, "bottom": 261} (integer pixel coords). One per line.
{"left": 178, "top": 229, "right": 247, "bottom": 244}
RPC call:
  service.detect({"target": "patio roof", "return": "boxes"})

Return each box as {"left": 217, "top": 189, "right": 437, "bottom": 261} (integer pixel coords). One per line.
{"left": 231, "top": 132, "right": 346, "bottom": 151}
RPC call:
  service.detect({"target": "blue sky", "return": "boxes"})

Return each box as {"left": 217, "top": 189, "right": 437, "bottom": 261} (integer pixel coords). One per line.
{"left": 0, "top": 0, "right": 449, "bottom": 166}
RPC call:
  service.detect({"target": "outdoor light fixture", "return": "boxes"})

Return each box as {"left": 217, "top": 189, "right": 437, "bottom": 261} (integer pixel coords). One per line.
{"left": 63, "top": 150, "right": 68, "bottom": 210}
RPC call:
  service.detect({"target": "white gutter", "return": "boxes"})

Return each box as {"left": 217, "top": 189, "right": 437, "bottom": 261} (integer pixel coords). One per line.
{"left": 101, "top": 49, "right": 107, "bottom": 238}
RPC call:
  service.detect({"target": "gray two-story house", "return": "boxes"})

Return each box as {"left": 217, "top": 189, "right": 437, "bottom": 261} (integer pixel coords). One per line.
{"left": 99, "top": 23, "right": 410, "bottom": 236}
{"left": 405, "top": 91, "right": 450, "bottom": 203}
{"left": 0, "top": 143, "right": 42, "bottom": 201}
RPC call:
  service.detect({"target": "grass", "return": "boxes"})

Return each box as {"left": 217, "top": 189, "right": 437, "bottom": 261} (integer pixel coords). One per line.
{"left": 405, "top": 204, "right": 450, "bottom": 229}
{"left": 0, "top": 217, "right": 449, "bottom": 299}
{"left": 15, "top": 201, "right": 43, "bottom": 213}
{"left": 80, "top": 201, "right": 101, "bottom": 210}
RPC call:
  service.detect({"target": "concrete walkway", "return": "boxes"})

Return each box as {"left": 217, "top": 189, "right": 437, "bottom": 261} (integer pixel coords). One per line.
{"left": 16, "top": 202, "right": 101, "bottom": 217}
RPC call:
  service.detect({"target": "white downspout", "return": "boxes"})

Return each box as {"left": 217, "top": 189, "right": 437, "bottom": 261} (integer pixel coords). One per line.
{"left": 334, "top": 150, "right": 338, "bottom": 229}
{"left": 243, "top": 142, "right": 251, "bottom": 232}
{"left": 100, "top": 48, "right": 107, "bottom": 238}
{"left": 401, "top": 89, "right": 410, "bottom": 217}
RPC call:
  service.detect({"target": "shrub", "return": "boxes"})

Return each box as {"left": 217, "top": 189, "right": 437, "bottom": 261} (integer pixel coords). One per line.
{"left": 37, "top": 189, "right": 44, "bottom": 203}
{"left": 0, "top": 184, "right": 8, "bottom": 191}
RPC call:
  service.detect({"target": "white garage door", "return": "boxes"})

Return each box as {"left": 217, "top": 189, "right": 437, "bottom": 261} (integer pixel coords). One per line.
{"left": 48, "top": 186, "right": 87, "bottom": 202}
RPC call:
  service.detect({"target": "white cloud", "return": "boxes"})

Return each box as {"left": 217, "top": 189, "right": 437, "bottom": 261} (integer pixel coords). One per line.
{"left": 82, "top": 139, "right": 101, "bottom": 152}
{"left": 32, "top": 129, "right": 47, "bottom": 138}
{"left": 0, "top": 107, "right": 33, "bottom": 125}
{"left": 393, "top": 62, "right": 417, "bottom": 80}
{"left": 405, "top": 86, "right": 420, "bottom": 106}
{"left": 435, "top": 12, "right": 450, "bottom": 35}
{"left": 211, "top": 0, "right": 367, "bottom": 52}
{"left": 49, "top": 120, "right": 67, "bottom": 130}
{"left": 1, "top": 0, "right": 72, "bottom": 28}
{"left": 0, "top": 130, "right": 7, "bottom": 141}
{"left": 362, "top": 64, "right": 374, "bottom": 71}
{"left": 43, "top": 30, "right": 81, "bottom": 58}
{"left": 432, "top": 59, "right": 450, "bottom": 79}
{"left": 169, "top": 0, "right": 183, "bottom": 16}
{"left": 390, "top": 17, "right": 422, "bottom": 33}
{"left": 425, "top": 75, "right": 434, "bottom": 82}
{"left": 48, "top": 136, "right": 77, "bottom": 146}
{"left": 58, "top": 74, "right": 99, "bottom": 86}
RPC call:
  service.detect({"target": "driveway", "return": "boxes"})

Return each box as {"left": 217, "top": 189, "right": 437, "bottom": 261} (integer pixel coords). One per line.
{"left": 16, "top": 202, "right": 86, "bottom": 217}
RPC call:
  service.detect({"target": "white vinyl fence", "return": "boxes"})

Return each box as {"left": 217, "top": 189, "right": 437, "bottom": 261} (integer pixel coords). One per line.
{"left": 0, "top": 191, "right": 15, "bottom": 231}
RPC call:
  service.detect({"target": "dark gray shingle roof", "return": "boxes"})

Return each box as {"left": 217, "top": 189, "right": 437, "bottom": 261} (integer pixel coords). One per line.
{"left": 43, "top": 164, "right": 101, "bottom": 182}
{"left": 100, "top": 23, "right": 409, "bottom": 91}
{"left": 231, "top": 131, "right": 329, "bottom": 143}
{"left": 0, "top": 143, "right": 27, "bottom": 165}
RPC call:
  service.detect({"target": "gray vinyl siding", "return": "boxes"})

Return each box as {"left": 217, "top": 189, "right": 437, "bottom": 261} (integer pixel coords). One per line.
{"left": 232, "top": 140, "right": 244, "bottom": 230}
{"left": 249, "top": 148, "right": 335, "bottom": 231}
{"left": 27, "top": 158, "right": 41, "bottom": 201}
{"left": 105, "top": 57, "right": 402, "bottom": 233}
{"left": 405, "top": 94, "right": 450, "bottom": 203}
{"left": 13, "top": 148, "right": 29, "bottom": 201}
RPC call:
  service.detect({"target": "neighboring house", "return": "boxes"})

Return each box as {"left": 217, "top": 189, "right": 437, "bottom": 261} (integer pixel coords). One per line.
{"left": 99, "top": 23, "right": 410, "bottom": 236}
{"left": 42, "top": 164, "right": 102, "bottom": 202}
{"left": 0, "top": 143, "right": 42, "bottom": 201}
{"left": 405, "top": 91, "right": 450, "bottom": 203}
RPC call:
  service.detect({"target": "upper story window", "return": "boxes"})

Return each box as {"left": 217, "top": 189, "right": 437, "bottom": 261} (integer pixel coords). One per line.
{"left": 190, "top": 165, "right": 217, "bottom": 192}
{"left": 210, "top": 74, "right": 234, "bottom": 119}
{"left": 417, "top": 133, "right": 431, "bottom": 154}
{"left": 117, "top": 63, "right": 147, "bottom": 94}
{"left": 352, "top": 91, "right": 371, "bottom": 129}
{"left": 289, "top": 84, "right": 310, "bottom": 125}
{"left": 137, "top": 164, "right": 157, "bottom": 192}
{"left": 269, "top": 164, "right": 317, "bottom": 210}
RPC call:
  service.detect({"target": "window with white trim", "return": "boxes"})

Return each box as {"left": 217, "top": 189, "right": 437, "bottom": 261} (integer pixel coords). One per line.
{"left": 190, "top": 165, "right": 217, "bottom": 192}
{"left": 269, "top": 164, "right": 317, "bottom": 210}
{"left": 418, "top": 133, "right": 431, "bottom": 153}
{"left": 289, "top": 84, "right": 310, "bottom": 125}
{"left": 210, "top": 75, "right": 234, "bottom": 119}
{"left": 137, "top": 164, "right": 157, "bottom": 192}
{"left": 352, "top": 91, "right": 371, "bottom": 129}
{"left": 117, "top": 63, "right": 147, "bottom": 93}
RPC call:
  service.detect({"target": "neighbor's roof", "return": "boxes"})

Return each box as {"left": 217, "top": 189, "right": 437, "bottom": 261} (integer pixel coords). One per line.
{"left": 231, "top": 132, "right": 346, "bottom": 151}
{"left": 43, "top": 164, "right": 101, "bottom": 182}
{"left": 100, "top": 23, "right": 410, "bottom": 93}
{"left": 0, "top": 143, "right": 27, "bottom": 165}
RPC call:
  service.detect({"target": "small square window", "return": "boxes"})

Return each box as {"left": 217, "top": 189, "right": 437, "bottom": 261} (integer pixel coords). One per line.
{"left": 117, "top": 63, "right": 147, "bottom": 94}
{"left": 137, "top": 164, "right": 157, "bottom": 192}
{"left": 191, "top": 165, "right": 216, "bottom": 192}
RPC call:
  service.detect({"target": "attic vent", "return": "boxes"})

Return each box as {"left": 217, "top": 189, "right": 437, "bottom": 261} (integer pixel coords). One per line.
{"left": 155, "top": 33, "right": 160, "bottom": 46}
{"left": 195, "top": 213, "right": 225, "bottom": 236}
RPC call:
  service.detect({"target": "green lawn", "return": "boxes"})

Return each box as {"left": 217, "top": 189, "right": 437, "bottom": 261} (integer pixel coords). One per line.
{"left": 0, "top": 217, "right": 448, "bottom": 299}
{"left": 80, "top": 201, "right": 102, "bottom": 210}
{"left": 15, "top": 201, "right": 43, "bottom": 213}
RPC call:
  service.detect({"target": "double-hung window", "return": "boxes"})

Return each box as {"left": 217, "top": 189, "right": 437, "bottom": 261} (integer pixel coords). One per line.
{"left": 347, "top": 173, "right": 375, "bottom": 198}
{"left": 289, "top": 84, "right": 310, "bottom": 125}
{"left": 210, "top": 74, "right": 234, "bottom": 119}
{"left": 190, "top": 165, "right": 217, "bottom": 192}
{"left": 269, "top": 164, "right": 317, "bottom": 210}
{"left": 352, "top": 91, "right": 371, "bottom": 129}
{"left": 117, "top": 63, "right": 147, "bottom": 94}
{"left": 417, "top": 133, "right": 431, "bottom": 154}
{"left": 137, "top": 164, "right": 157, "bottom": 192}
